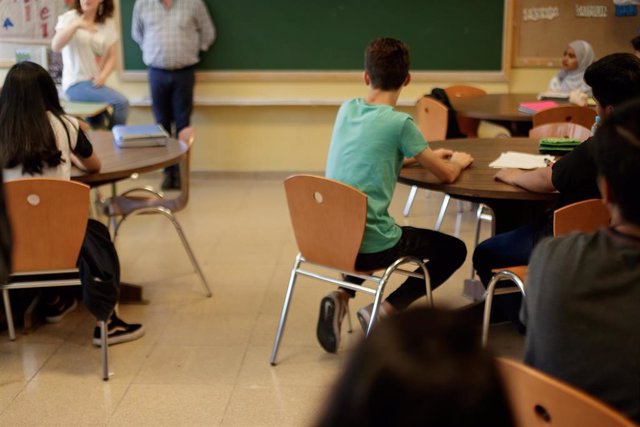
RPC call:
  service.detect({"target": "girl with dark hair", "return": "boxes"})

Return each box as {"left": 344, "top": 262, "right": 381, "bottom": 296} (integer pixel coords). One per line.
{"left": 51, "top": 0, "right": 128, "bottom": 128}
{"left": 0, "top": 61, "right": 143, "bottom": 345}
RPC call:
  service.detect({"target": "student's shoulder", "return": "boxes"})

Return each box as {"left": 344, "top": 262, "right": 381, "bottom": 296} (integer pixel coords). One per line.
{"left": 58, "top": 9, "right": 79, "bottom": 22}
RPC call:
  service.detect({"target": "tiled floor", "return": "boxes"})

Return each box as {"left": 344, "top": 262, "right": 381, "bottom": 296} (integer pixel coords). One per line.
{"left": 0, "top": 175, "right": 523, "bottom": 426}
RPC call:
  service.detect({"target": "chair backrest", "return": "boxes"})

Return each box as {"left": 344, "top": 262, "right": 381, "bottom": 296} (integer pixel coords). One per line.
{"left": 553, "top": 198, "right": 610, "bottom": 237}
{"left": 4, "top": 179, "right": 89, "bottom": 273}
{"left": 529, "top": 122, "right": 592, "bottom": 142}
{"left": 532, "top": 105, "right": 597, "bottom": 129}
{"left": 284, "top": 175, "right": 367, "bottom": 272}
{"left": 176, "top": 126, "right": 195, "bottom": 209}
{"left": 415, "top": 96, "right": 448, "bottom": 141}
{"left": 497, "top": 358, "right": 636, "bottom": 427}
{"left": 444, "top": 85, "right": 486, "bottom": 138}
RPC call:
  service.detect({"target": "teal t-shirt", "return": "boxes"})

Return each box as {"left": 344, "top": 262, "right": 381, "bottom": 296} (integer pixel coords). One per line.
{"left": 325, "top": 98, "right": 428, "bottom": 253}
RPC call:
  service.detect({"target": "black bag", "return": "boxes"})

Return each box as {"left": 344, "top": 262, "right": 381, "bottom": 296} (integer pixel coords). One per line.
{"left": 427, "top": 88, "right": 466, "bottom": 139}
{"left": 78, "top": 219, "right": 119, "bottom": 321}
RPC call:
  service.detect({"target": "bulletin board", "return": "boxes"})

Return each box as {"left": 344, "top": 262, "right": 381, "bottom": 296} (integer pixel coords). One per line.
{"left": 0, "top": 0, "right": 70, "bottom": 67}
{"left": 513, "top": 0, "right": 640, "bottom": 67}
{"left": 0, "top": 0, "right": 70, "bottom": 41}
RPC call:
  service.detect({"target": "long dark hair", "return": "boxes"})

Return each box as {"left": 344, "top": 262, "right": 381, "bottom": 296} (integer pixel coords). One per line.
{"left": 0, "top": 61, "right": 71, "bottom": 175}
{"left": 74, "top": 0, "right": 114, "bottom": 24}
{"left": 315, "top": 308, "right": 515, "bottom": 427}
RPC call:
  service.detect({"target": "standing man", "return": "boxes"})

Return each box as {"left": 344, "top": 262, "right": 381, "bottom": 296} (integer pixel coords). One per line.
{"left": 132, "top": 0, "right": 215, "bottom": 190}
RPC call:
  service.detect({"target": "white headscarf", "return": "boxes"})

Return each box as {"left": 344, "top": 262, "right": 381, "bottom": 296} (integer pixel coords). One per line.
{"left": 548, "top": 40, "right": 595, "bottom": 95}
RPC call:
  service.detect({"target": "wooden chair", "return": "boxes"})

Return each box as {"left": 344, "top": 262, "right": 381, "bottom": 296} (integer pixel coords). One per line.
{"left": 529, "top": 122, "right": 592, "bottom": 141}
{"left": 1, "top": 179, "right": 109, "bottom": 380}
{"left": 402, "top": 96, "right": 448, "bottom": 217}
{"left": 482, "top": 199, "right": 610, "bottom": 345}
{"left": 532, "top": 105, "right": 597, "bottom": 129}
{"left": 270, "top": 175, "right": 432, "bottom": 365}
{"left": 103, "top": 127, "right": 211, "bottom": 297}
{"left": 444, "top": 85, "right": 486, "bottom": 138}
{"left": 497, "top": 358, "right": 637, "bottom": 427}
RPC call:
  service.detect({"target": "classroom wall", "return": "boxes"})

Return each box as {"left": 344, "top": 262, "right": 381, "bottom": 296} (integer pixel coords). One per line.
{"left": 0, "top": 68, "right": 557, "bottom": 174}
{"left": 120, "top": 69, "right": 556, "bottom": 174}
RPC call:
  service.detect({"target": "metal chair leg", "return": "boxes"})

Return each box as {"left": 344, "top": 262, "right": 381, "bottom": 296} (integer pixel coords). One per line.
{"left": 482, "top": 270, "right": 526, "bottom": 347}
{"left": 99, "top": 320, "right": 110, "bottom": 381}
{"left": 2, "top": 289, "right": 16, "bottom": 340}
{"left": 402, "top": 185, "right": 418, "bottom": 217}
{"left": 114, "top": 208, "right": 212, "bottom": 297}
{"left": 270, "top": 254, "right": 302, "bottom": 365}
{"left": 166, "top": 214, "right": 212, "bottom": 297}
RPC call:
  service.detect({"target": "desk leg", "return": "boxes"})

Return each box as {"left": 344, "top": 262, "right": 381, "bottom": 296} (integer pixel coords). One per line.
{"left": 119, "top": 283, "right": 149, "bottom": 305}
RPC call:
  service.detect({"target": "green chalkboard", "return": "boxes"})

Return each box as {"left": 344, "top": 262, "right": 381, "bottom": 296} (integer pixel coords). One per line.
{"left": 120, "top": 0, "right": 505, "bottom": 72}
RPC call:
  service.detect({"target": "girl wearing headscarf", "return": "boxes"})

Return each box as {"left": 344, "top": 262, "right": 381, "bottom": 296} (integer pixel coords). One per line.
{"left": 548, "top": 40, "right": 595, "bottom": 96}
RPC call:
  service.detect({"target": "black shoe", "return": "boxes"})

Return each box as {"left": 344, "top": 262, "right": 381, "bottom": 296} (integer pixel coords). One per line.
{"left": 44, "top": 296, "right": 78, "bottom": 323}
{"left": 161, "top": 172, "right": 181, "bottom": 190}
{"left": 93, "top": 313, "right": 145, "bottom": 346}
{"left": 316, "top": 291, "right": 347, "bottom": 353}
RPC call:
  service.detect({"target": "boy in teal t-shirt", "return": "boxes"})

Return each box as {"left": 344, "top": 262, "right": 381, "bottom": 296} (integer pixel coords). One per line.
{"left": 318, "top": 38, "right": 474, "bottom": 353}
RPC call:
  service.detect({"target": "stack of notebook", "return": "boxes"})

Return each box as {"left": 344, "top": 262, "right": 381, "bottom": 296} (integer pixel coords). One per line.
{"left": 112, "top": 124, "right": 168, "bottom": 148}
{"left": 538, "top": 137, "right": 582, "bottom": 155}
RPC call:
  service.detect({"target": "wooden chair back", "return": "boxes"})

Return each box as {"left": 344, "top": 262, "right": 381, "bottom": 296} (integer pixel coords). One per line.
{"left": 5, "top": 179, "right": 89, "bottom": 272}
{"left": 532, "top": 105, "right": 597, "bottom": 129}
{"left": 415, "top": 96, "right": 448, "bottom": 141}
{"left": 529, "top": 122, "right": 592, "bottom": 142}
{"left": 284, "top": 175, "right": 367, "bottom": 272}
{"left": 176, "top": 127, "right": 195, "bottom": 210}
{"left": 553, "top": 198, "right": 610, "bottom": 237}
{"left": 445, "top": 85, "right": 486, "bottom": 138}
{"left": 497, "top": 358, "right": 636, "bottom": 427}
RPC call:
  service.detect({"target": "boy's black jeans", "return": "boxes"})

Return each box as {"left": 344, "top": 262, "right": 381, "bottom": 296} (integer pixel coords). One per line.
{"left": 342, "top": 226, "right": 467, "bottom": 310}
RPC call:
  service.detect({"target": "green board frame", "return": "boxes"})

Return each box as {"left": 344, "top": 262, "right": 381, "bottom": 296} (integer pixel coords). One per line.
{"left": 120, "top": 0, "right": 506, "bottom": 75}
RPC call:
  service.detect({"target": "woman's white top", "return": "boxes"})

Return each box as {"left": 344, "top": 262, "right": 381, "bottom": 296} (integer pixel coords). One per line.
{"left": 55, "top": 10, "right": 119, "bottom": 91}
{"left": 3, "top": 113, "right": 81, "bottom": 181}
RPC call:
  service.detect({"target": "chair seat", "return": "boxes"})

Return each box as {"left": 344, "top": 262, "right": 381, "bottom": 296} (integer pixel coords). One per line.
{"left": 106, "top": 195, "right": 182, "bottom": 216}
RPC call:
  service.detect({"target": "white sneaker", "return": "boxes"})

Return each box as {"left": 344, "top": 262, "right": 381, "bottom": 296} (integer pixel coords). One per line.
{"left": 357, "top": 303, "right": 388, "bottom": 334}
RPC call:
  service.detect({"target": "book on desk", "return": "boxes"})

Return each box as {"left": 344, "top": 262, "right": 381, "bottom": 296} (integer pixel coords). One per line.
{"left": 518, "top": 100, "right": 558, "bottom": 115}
{"left": 112, "top": 124, "right": 168, "bottom": 148}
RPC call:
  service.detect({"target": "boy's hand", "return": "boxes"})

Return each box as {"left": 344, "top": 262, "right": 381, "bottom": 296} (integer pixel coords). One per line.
{"left": 495, "top": 168, "right": 523, "bottom": 186}
{"left": 433, "top": 148, "right": 453, "bottom": 159}
{"left": 450, "top": 151, "right": 473, "bottom": 169}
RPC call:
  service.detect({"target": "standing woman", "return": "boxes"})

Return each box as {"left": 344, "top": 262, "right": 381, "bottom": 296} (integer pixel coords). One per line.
{"left": 52, "top": 0, "right": 129, "bottom": 128}
{"left": 547, "top": 40, "right": 595, "bottom": 97}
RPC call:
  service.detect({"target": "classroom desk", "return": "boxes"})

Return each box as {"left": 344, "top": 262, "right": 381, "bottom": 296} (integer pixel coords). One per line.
{"left": 72, "top": 130, "right": 187, "bottom": 186}
{"left": 449, "top": 93, "right": 538, "bottom": 122}
{"left": 62, "top": 100, "right": 110, "bottom": 120}
{"left": 398, "top": 138, "right": 559, "bottom": 234}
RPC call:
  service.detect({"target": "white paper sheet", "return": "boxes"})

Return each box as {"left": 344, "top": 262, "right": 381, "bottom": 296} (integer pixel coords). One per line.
{"left": 489, "top": 151, "right": 555, "bottom": 170}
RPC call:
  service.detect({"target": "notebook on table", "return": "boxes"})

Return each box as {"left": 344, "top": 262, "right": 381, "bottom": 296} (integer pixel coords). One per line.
{"left": 538, "top": 137, "right": 582, "bottom": 155}
{"left": 112, "top": 124, "right": 168, "bottom": 148}
{"left": 518, "top": 100, "right": 558, "bottom": 115}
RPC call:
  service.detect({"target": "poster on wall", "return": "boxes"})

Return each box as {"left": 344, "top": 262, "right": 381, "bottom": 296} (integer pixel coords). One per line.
{"left": 0, "top": 0, "right": 71, "bottom": 41}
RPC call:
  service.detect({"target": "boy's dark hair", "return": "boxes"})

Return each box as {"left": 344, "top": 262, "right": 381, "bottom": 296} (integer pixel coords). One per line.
{"left": 584, "top": 53, "right": 640, "bottom": 108}
{"left": 315, "top": 307, "right": 515, "bottom": 427}
{"left": 595, "top": 99, "right": 640, "bottom": 226}
{"left": 73, "top": 0, "right": 114, "bottom": 24}
{"left": 631, "top": 35, "right": 640, "bottom": 51}
{"left": 364, "top": 38, "right": 410, "bottom": 91}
